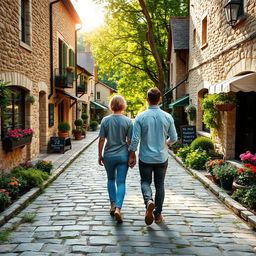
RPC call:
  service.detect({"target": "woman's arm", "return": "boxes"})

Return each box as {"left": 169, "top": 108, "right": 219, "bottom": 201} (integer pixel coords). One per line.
{"left": 98, "top": 137, "right": 105, "bottom": 166}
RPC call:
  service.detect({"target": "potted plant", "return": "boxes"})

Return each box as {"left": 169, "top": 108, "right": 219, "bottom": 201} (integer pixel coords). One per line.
{"left": 2, "top": 128, "right": 34, "bottom": 153}
{"left": 90, "top": 120, "right": 99, "bottom": 131}
{"left": 0, "top": 189, "right": 11, "bottom": 212}
{"left": 214, "top": 93, "right": 237, "bottom": 111}
{"left": 185, "top": 105, "right": 196, "bottom": 122}
{"left": 213, "top": 163, "right": 237, "bottom": 190}
{"left": 25, "top": 95, "right": 35, "bottom": 104}
{"left": 73, "top": 119, "right": 84, "bottom": 140}
{"left": 205, "top": 159, "right": 225, "bottom": 184}
{"left": 58, "top": 122, "right": 70, "bottom": 138}
{"left": 35, "top": 160, "right": 53, "bottom": 174}
{"left": 233, "top": 164, "right": 256, "bottom": 189}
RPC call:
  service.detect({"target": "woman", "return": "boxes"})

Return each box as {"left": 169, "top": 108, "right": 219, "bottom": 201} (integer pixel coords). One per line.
{"left": 98, "top": 95, "right": 133, "bottom": 223}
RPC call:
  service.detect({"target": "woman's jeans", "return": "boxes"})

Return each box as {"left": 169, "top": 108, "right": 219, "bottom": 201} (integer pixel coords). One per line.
{"left": 104, "top": 155, "right": 129, "bottom": 208}
{"left": 139, "top": 159, "right": 168, "bottom": 218}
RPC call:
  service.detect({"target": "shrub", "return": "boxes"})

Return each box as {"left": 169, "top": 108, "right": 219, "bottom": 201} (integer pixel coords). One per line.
{"left": 18, "top": 160, "right": 33, "bottom": 169}
{"left": 185, "top": 149, "right": 210, "bottom": 170}
{"left": 74, "top": 119, "right": 83, "bottom": 127}
{"left": 231, "top": 188, "right": 247, "bottom": 202}
{"left": 236, "top": 164, "right": 256, "bottom": 186}
{"left": 176, "top": 145, "right": 191, "bottom": 162}
{"left": 0, "top": 189, "right": 11, "bottom": 211}
{"left": 90, "top": 120, "right": 99, "bottom": 127}
{"left": 81, "top": 113, "right": 89, "bottom": 120}
{"left": 191, "top": 137, "right": 214, "bottom": 153}
{"left": 35, "top": 160, "right": 53, "bottom": 174}
{"left": 243, "top": 186, "right": 256, "bottom": 210}
{"left": 213, "top": 164, "right": 237, "bottom": 182}
{"left": 205, "top": 159, "right": 225, "bottom": 175}
{"left": 58, "top": 122, "right": 70, "bottom": 133}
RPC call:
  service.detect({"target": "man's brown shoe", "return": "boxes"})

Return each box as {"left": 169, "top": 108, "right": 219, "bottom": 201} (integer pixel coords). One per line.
{"left": 145, "top": 200, "right": 155, "bottom": 225}
{"left": 114, "top": 210, "right": 123, "bottom": 223}
{"left": 155, "top": 214, "right": 164, "bottom": 224}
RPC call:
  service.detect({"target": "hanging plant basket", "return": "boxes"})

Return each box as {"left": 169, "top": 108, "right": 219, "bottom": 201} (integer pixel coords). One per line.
{"left": 215, "top": 102, "right": 236, "bottom": 111}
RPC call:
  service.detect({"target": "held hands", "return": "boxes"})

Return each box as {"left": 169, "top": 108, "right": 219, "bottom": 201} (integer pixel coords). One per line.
{"left": 98, "top": 155, "right": 104, "bottom": 166}
{"left": 128, "top": 151, "right": 136, "bottom": 168}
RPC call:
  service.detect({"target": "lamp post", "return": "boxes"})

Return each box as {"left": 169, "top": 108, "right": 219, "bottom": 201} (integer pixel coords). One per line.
{"left": 224, "top": 0, "right": 242, "bottom": 26}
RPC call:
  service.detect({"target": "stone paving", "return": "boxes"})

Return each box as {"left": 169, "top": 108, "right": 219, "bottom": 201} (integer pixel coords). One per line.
{"left": 0, "top": 141, "right": 256, "bottom": 255}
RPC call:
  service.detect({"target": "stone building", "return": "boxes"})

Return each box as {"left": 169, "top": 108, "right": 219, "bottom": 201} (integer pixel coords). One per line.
{"left": 188, "top": 0, "right": 256, "bottom": 159}
{"left": 0, "top": 0, "right": 82, "bottom": 170}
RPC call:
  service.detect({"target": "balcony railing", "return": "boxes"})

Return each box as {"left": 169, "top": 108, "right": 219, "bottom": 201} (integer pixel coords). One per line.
{"left": 55, "top": 68, "right": 75, "bottom": 88}
{"left": 77, "top": 81, "right": 88, "bottom": 93}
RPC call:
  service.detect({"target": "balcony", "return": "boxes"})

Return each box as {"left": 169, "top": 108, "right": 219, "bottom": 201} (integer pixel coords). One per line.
{"left": 55, "top": 68, "right": 75, "bottom": 88}
{"left": 77, "top": 80, "right": 88, "bottom": 94}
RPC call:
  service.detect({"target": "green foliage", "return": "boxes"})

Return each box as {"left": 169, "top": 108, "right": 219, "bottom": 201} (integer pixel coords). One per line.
{"left": 90, "top": 120, "right": 99, "bottom": 127}
{"left": 231, "top": 188, "right": 247, "bottom": 202}
{"left": 35, "top": 160, "right": 53, "bottom": 174}
{"left": 21, "top": 213, "right": 36, "bottom": 223}
{"left": 58, "top": 122, "right": 71, "bottom": 133}
{"left": 81, "top": 113, "right": 89, "bottom": 120}
{"left": 185, "top": 105, "right": 196, "bottom": 121}
{"left": 74, "top": 119, "right": 83, "bottom": 127}
{"left": 176, "top": 145, "right": 191, "bottom": 162}
{"left": 25, "top": 95, "right": 35, "bottom": 104}
{"left": 184, "top": 149, "right": 209, "bottom": 170}
{"left": 213, "top": 164, "right": 237, "bottom": 181}
{"left": 243, "top": 186, "right": 256, "bottom": 209}
{"left": 215, "top": 93, "right": 237, "bottom": 104}
{"left": 205, "top": 159, "right": 225, "bottom": 175}
{"left": 0, "top": 80, "right": 11, "bottom": 110}
{"left": 86, "top": 0, "right": 188, "bottom": 114}
{"left": 190, "top": 137, "right": 214, "bottom": 153}
{"left": 0, "top": 189, "right": 11, "bottom": 211}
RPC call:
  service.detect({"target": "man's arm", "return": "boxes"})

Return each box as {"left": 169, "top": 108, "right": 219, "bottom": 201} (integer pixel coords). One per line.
{"left": 167, "top": 116, "right": 178, "bottom": 146}
{"left": 98, "top": 137, "right": 105, "bottom": 166}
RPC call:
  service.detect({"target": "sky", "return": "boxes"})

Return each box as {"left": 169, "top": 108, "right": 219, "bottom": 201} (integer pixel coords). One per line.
{"left": 71, "top": 0, "right": 106, "bottom": 32}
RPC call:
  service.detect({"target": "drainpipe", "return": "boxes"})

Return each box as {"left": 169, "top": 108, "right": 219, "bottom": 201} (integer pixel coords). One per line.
{"left": 49, "top": 0, "right": 61, "bottom": 100}
{"left": 75, "top": 25, "right": 82, "bottom": 119}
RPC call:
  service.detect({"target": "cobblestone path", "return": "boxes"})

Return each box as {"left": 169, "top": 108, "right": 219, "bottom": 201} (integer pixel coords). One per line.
{"left": 1, "top": 141, "right": 256, "bottom": 256}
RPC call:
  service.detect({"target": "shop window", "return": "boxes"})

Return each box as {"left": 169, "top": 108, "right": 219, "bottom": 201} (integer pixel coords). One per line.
{"left": 20, "top": 0, "right": 31, "bottom": 46}
{"left": 201, "top": 15, "right": 207, "bottom": 48}
{"left": 1, "top": 87, "right": 25, "bottom": 139}
{"left": 97, "top": 92, "right": 101, "bottom": 100}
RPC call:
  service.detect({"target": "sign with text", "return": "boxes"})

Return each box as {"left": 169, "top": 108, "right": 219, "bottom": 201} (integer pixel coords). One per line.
{"left": 48, "top": 137, "right": 71, "bottom": 153}
{"left": 181, "top": 125, "right": 196, "bottom": 145}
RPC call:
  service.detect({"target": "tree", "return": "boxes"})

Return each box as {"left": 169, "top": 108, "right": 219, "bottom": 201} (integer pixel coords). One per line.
{"left": 87, "top": 0, "right": 188, "bottom": 112}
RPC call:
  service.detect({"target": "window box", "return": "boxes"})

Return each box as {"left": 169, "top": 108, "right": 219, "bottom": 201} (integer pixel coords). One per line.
{"left": 2, "top": 135, "right": 32, "bottom": 153}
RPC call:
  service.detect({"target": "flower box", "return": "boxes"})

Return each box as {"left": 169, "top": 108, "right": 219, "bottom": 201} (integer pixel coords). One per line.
{"left": 2, "top": 135, "right": 33, "bottom": 153}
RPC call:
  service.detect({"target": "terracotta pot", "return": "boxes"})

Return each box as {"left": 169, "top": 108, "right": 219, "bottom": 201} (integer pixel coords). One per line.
{"left": 74, "top": 132, "right": 82, "bottom": 140}
{"left": 58, "top": 132, "right": 69, "bottom": 138}
{"left": 215, "top": 103, "right": 236, "bottom": 111}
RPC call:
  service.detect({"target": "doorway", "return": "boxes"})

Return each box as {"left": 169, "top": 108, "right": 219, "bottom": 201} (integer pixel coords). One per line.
{"left": 235, "top": 92, "right": 256, "bottom": 158}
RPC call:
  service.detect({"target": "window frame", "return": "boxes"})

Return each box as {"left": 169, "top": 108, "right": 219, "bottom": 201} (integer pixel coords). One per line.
{"left": 96, "top": 91, "right": 101, "bottom": 100}
{"left": 201, "top": 14, "right": 208, "bottom": 49}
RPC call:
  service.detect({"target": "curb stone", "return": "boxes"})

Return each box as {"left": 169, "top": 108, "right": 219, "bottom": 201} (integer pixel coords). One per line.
{"left": 169, "top": 149, "right": 256, "bottom": 230}
{"left": 0, "top": 136, "right": 98, "bottom": 227}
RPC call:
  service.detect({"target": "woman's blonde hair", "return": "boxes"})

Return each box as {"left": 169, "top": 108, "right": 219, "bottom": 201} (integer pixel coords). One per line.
{"left": 109, "top": 95, "right": 127, "bottom": 111}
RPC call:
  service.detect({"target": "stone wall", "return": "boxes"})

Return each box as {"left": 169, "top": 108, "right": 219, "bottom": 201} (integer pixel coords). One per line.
{"left": 188, "top": 0, "right": 256, "bottom": 158}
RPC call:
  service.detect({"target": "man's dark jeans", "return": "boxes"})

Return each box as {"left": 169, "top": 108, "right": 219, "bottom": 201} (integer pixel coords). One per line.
{"left": 139, "top": 159, "right": 168, "bottom": 218}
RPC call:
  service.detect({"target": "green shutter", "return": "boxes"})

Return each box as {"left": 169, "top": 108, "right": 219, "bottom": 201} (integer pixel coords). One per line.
{"left": 63, "top": 42, "right": 67, "bottom": 70}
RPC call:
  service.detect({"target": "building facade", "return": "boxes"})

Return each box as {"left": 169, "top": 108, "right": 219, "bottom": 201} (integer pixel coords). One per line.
{"left": 188, "top": 0, "right": 256, "bottom": 159}
{"left": 0, "top": 0, "right": 82, "bottom": 170}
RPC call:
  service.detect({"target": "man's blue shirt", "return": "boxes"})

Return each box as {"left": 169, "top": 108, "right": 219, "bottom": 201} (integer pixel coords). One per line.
{"left": 129, "top": 106, "right": 177, "bottom": 164}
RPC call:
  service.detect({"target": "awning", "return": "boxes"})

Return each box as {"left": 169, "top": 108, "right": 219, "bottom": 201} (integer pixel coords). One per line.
{"left": 56, "top": 89, "right": 85, "bottom": 102}
{"left": 168, "top": 95, "right": 189, "bottom": 108}
{"left": 209, "top": 73, "right": 256, "bottom": 94}
{"left": 90, "top": 101, "right": 108, "bottom": 110}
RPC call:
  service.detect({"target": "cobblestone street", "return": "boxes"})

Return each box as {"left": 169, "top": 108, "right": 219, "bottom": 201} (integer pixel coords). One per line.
{"left": 1, "top": 141, "right": 256, "bottom": 256}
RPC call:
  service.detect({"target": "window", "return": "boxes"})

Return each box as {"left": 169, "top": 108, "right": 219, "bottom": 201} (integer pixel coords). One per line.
{"left": 1, "top": 87, "right": 25, "bottom": 138}
{"left": 201, "top": 15, "right": 207, "bottom": 47}
{"left": 20, "top": 0, "right": 31, "bottom": 46}
{"left": 97, "top": 92, "right": 100, "bottom": 100}
{"left": 59, "top": 39, "right": 68, "bottom": 75}
{"left": 69, "top": 49, "right": 75, "bottom": 67}
{"left": 193, "top": 29, "right": 196, "bottom": 45}
{"left": 238, "top": 0, "right": 245, "bottom": 19}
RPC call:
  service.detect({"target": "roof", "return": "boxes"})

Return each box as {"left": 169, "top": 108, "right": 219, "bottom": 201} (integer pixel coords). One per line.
{"left": 97, "top": 81, "right": 117, "bottom": 92}
{"left": 62, "top": 0, "right": 82, "bottom": 24}
{"left": 77, "top": 52, "right": 95, "bottom": 75}
{"left": 56, "top": 89, "right": 85, "bottom": 102}
{"left": 77, "top": 64, "right": 93, "bottom": 76}
{"left": 90, "top": 101, "right": 108, "bottom": 110}
{"left": 170, "top": 17, "right": 189, "bottom": 50}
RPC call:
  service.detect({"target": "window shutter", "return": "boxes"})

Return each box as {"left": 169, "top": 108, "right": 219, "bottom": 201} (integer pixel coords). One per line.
{"left": 63, "top": 42, "right": 67, "bottom": 70}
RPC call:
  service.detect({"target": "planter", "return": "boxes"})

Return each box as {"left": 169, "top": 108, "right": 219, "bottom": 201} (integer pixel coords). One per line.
{"left": 215, "top": 103, "right": 236, "bottom": 111}
{"left": 58, "top": 132, "right": 69, "bottom": 138}
{"left": 74, "top": 132, "right": 82, "bottom": 140}
{"left": 2, "top": 136, "right": 32, "bottom": 153}
{"left": 220, "top": 178, "right": 233, "bottom": 190}
{"left": 232, "top": 180, "right": 248, "bottom": 190}
{"left": 91, "top": 126, "right": 98, "bottom": 131}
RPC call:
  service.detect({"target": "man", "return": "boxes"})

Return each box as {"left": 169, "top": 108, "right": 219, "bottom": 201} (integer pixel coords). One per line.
{"left": 128, "top": 88, "right": 177, "bottom": 225}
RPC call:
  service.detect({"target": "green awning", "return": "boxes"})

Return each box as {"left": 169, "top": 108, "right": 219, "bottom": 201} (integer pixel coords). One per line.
{"left": 90, "top": 101, "right": 108, "bottom": 110}
{"left": 168, "top": 95, "right": 189, "bottom": 108}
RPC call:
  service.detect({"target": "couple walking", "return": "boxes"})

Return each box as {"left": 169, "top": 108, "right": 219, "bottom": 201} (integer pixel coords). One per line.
{"left": 98, "top": 88, "right": 177, "bottom": 225}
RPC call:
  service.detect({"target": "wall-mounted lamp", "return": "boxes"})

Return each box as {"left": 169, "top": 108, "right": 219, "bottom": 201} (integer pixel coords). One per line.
{"left": 224, "top": 0, "right": 242, "bottom": 26}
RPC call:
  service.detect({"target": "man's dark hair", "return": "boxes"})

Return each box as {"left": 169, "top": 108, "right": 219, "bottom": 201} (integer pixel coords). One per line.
{"left": 147, "top": 88, "right": 161, "bottom": 104}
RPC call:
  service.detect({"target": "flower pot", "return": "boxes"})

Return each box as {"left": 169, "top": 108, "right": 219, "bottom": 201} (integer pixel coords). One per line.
{"left": 74, "top": 132, "right": 82, "bottom": 140}
{"left": 232, "top": 180, "right": 248, "bottom": 190}
{"left": 58, "top": 132, "right": 69, "bottom": 138}
{"left": 2, "top": 135, "right": 33, "bottom": 153}
{"left": 215, "top": 103, "right": 236, "bottom": 111}
{"left": 220, "top": 178, "right": 233, "bottom": 190}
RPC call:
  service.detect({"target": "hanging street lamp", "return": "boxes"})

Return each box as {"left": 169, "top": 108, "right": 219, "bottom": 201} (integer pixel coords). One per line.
{"left": 224, "top": 0, "right": 242, "bottom": 26}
